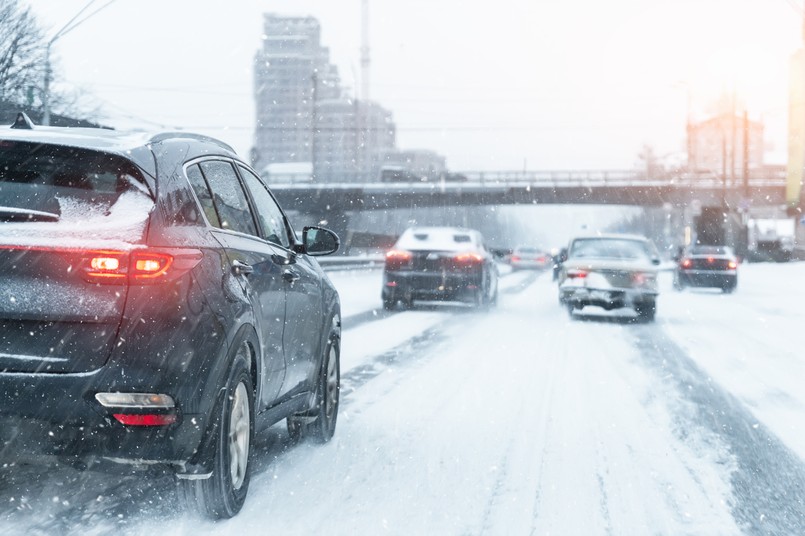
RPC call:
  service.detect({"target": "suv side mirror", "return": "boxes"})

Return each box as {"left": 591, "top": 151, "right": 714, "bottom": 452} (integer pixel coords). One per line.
{"left": 302, "top": 226, "right": 339, "bottom": 256}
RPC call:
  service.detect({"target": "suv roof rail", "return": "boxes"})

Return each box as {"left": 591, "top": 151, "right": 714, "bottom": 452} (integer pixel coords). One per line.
{"left": 148, "top": 132, "right": 236, "bottom": 154}
{"left": 11, "top": 112, "right": 35, "bottom": 130}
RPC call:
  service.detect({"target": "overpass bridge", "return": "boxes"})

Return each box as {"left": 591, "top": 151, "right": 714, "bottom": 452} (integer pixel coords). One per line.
{"left": 269, "top": 169, "right": 788, "bottom": 214}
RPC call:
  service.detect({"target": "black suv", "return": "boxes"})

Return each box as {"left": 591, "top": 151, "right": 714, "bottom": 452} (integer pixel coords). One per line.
{"left": 0, "top": 114, "right": 341, "bottom": 518}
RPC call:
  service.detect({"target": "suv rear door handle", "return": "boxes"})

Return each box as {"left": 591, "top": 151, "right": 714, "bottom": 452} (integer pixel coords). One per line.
{"left": 232, "top": 260, "right": 253, "bottom": 276}
{"left": 282, "top": 268, "right": 300, "bottom": 283}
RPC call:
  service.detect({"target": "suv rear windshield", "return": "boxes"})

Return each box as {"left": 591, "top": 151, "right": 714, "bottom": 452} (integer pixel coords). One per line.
{"left": 0, "top": 141, "right": 149, "bottom": 220}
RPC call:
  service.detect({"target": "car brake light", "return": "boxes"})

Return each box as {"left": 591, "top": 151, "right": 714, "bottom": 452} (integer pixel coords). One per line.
{"left": 90, "top": 256, "right": 121, "bottom": 271}
{"left": 84, "top": 248, "right": 201, "bottom": 285}
{"left": 728, "top": 260, "right": 737, "bottom": 269}
{"left": 633, "top": 272, "right": 654, "bottom": 285}
{"left": 566, "top": 269, "right": 587, "bottom": 279}
{"left": 132, "top": 252, "right": 173, "bottom": 279}
{"left": 454, "top": 252, "right": 483, "bottom": 264}
{"left": 681, "top": 258, "right": 692, "bottom": 268}
{"left": 511, "top": 255, "right": 521, "bottom": 262}
{"left": 385, "top": 249, "right": 413, "bottom": 269}
{"left": 385, "top": 249, "right": 412, "bottom": 261}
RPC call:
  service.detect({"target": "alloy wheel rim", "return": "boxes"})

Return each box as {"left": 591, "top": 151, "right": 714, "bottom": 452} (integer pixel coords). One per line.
{"left": 325, "top": 345, "right": 338, "bottom": 420}
{"left": 228, "top": 381, "right": 250, "bottom": 490}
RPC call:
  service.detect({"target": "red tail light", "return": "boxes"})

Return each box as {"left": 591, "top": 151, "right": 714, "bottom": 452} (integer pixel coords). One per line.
{"left": 385, "top": 249, "right": 413, "bottom": 270}
{"left": 454, "top": 252, "right": 483, "bottom": 265}
{"left": 681, "top": 258, "right": 693, "bottom": 269}
{"left": 566, "top": 269, "right": 588, "bottom": 279}
{"left": 511, "top": 255, "right": 521, "bottom": 262}
{"left": 728, "top": 260, "right": 738, "bottom": 269}
{"left": 83, "top": 248, "right": 202, "bottom": 285}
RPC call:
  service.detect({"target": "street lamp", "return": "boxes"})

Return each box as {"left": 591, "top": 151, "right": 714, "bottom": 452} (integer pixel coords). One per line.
{"left": 42, "top": 0, "right": 117, "bottom": 126}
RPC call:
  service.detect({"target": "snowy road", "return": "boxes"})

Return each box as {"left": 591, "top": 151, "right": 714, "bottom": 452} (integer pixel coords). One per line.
{"left": 3, "top": 264, "right": 805, "bottom": 535}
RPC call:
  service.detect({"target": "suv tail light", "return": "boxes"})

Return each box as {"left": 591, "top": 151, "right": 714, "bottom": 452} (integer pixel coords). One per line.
{"left": 681, "top": 258, "right": 693, "bottom": 269}
{"left": 385, "top": 249, "right": 413, "bottom": 270}
{"left": 728, "top": 260, "right": 738, "bottom": 270}
{"left": 82, "top": 248, "right": 202, "bottom": 285}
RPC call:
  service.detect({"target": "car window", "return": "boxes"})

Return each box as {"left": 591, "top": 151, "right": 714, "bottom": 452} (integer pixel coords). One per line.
{"left": 199, "top": 160, "right": 257, "bottom": 236}
{"left": 0, "top": 141, "right": 147, "bottom": 216}
{"left": 185, "top": 163, "right": 222, "bottom": 228}
{"left": 238, "top": 165, "right": 291, "bottom": 248}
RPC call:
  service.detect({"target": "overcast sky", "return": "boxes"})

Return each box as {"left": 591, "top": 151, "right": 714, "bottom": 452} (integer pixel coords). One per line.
{"left": 26, "top": 0, "right": 802, "bottom": 172}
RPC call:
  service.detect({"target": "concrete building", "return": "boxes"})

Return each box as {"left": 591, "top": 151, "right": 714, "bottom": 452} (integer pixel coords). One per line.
{"left": 687, "top": 112, "right": 764, "bottom": 181}
{"left": 252, "top": 14, "right": 396, "bottom": 182}
{"left": 314, "top": 98, "right": 395, "bottom": 182}
{"left": 253, "top": 15, "right": 341, "bottom": 172}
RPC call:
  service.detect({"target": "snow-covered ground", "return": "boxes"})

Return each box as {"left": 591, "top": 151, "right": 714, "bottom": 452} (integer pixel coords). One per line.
{"left": 4, "top": 263, "right": 805, "bottom": 534}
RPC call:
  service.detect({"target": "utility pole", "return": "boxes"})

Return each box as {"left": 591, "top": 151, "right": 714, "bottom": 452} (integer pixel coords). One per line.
{"left": 742, "top": 109, "right": 750, "bottom": 198}
{"left": 360, "top": 0, "right": 370, "bottom": 102}
{"left": 311, "top": 72, "right": 318, "bottom": 182}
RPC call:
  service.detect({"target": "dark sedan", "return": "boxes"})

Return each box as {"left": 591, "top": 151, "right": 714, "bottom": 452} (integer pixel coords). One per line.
{"left": 673, "top": 244, "right": 738, "bottom": 293}
{"left": 0, "top": 115, "right": 341, "bottom": 519}
{"left": 382, "top": 226, "right": 498, "bottom": 309}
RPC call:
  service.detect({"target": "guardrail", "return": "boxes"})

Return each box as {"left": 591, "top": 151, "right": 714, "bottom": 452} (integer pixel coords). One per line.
{"left": 317, "top": 255, "right": 384, "bottom": 271}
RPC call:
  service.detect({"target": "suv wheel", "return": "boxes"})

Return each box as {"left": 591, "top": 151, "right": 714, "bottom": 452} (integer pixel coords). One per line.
{"left": 288, "top": 338, "right": 340, "bottom": 443}
{"left": 181, "top": 345, "right": 254, "bottom": 519}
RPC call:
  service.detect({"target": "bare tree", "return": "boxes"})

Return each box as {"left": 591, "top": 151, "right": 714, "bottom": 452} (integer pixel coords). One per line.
{"left": 0, "top": 0, "right": 46, "bottom": 106}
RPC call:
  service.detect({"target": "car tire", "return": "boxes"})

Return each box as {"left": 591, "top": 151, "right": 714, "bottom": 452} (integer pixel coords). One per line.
{"left": 566, "top": 301, "right": 576, "bottom": 319}
{"left": 635, "top": 301, "right": 656, "bottom": 322}
{"left": 382, "top": 297, "right": 396, "bottom": 310}
{"left": 723, "top": 284, "right": 736, "bottom": 294}
{"left": 488, "top": 284, "right": 498, "bottom": 307}
{"left": 287, "top": 338, "right": 340, "bottom": 444}
{"left": 181, "top": 344, "right": 254, "bottom": 519}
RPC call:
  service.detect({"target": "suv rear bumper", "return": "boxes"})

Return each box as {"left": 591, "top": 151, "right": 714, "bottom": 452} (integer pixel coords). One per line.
{"left": 0, "top": 371, "right": 206, "bottom": 466}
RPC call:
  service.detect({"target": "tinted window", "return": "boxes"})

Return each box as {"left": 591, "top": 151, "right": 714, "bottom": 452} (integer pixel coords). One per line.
{"left": 199, "top": 160, "right": 257, "bottom": 236}
{"left": 185, "top": 164, "right": 221, "bottom": 227}
{"left": 238, "top": 165, "right": 290, "bottom": 247}
{"left": 0, "top": 141, "right": 146, "bottom": 216}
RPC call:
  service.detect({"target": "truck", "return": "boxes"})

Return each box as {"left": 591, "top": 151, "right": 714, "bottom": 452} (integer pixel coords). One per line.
{"left": 748, "top": 218, "right": 795, "bottom": 262}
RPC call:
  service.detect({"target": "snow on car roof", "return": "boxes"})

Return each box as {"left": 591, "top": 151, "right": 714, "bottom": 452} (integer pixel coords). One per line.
{"left": 395, "top": 227, "right": 480, "bottom": 251}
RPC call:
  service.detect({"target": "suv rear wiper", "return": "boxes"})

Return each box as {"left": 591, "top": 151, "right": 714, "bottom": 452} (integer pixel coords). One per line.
{"left": 0, "top": 207, "right": 59, "bottom": 222}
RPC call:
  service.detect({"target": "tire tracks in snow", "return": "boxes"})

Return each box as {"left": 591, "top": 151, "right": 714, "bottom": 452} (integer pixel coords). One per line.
{"left": 339, "top": 271, "right": 541, "bottom": 405}
{"left": 632, "top": 323, "right": 805, "bottom": 535}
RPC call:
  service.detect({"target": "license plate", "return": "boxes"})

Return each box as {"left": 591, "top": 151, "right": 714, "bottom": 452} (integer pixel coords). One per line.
{"left": 591, "top": 290, "right": 610, "bottom": 300}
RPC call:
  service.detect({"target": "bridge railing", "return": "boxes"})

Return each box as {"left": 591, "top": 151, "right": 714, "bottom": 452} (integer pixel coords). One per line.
{"left": 268, "top": 168, "right": 787, "bottom": 190}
